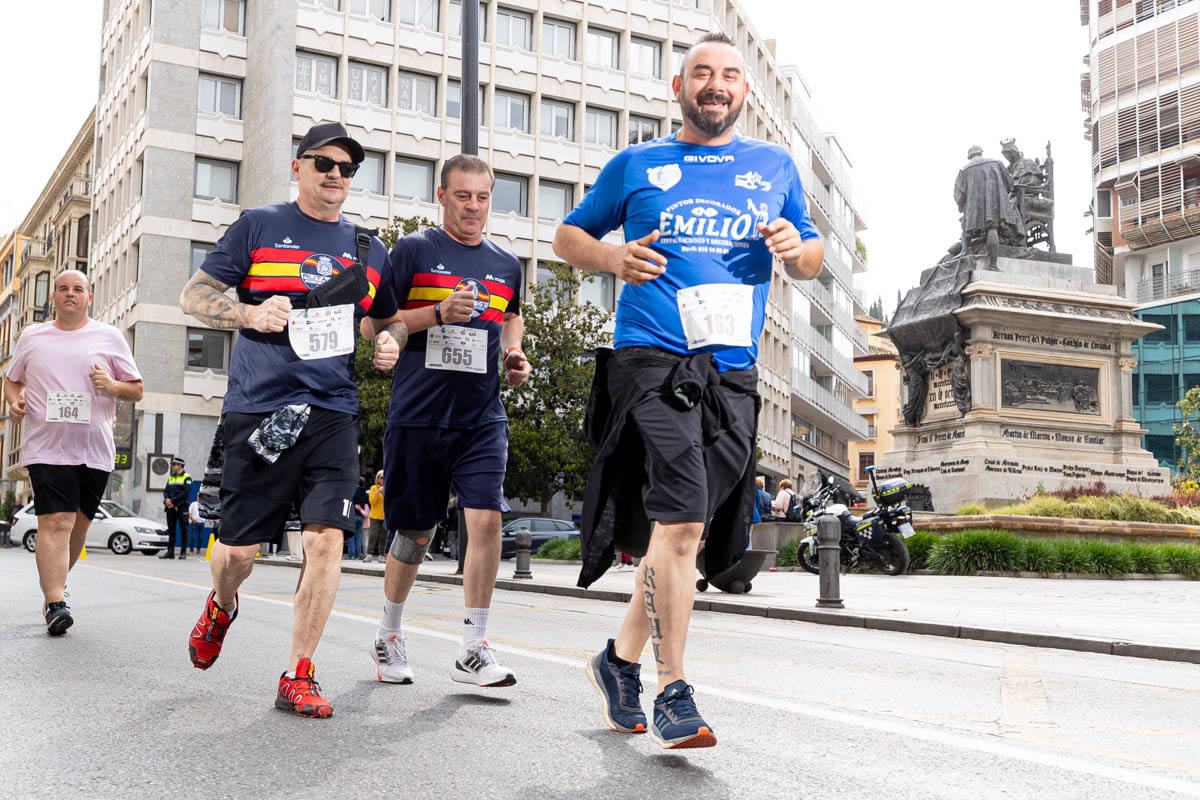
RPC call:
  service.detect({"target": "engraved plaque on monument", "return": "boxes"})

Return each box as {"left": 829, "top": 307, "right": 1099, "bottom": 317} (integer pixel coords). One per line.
{"left": 999, "top": 360, "right": 1100, "bottom": 415}
{"left": 877, "top": 138, "right": 1169, "bottom": 510}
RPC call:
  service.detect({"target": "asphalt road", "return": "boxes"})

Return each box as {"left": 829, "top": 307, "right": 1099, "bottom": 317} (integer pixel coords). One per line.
{"left": 2, "top": 549, "right": 1199, "bottom": 800}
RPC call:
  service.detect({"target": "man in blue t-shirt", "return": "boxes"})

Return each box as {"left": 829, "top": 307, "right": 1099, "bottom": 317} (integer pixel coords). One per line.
{"left": 178, "top": 122, "right": 401, "bottom": 718}
{"left": 363, "top": 154, "right": 531, "bottom": 689}
{"left": 554, "top": 33, "right": 823, "bottom": 749}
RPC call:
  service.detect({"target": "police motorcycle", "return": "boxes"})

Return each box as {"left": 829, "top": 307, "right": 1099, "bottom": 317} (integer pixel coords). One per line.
{"left": 795, "top": 466, "right": 914, "bottom": 576}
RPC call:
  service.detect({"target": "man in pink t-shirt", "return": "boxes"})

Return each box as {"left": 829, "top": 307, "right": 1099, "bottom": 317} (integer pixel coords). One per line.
{"left": 3, "top": 270, "right": 143, "bottom": 636}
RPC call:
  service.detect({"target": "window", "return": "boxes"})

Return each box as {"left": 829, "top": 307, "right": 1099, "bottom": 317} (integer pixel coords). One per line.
{"left": 628, "top": 114, "right": 659, "bottom": 145}
{"left": 296, "top": 51, "right": 338, "bottom": 98}
{"left": 493, "top": 173, "right": 528, "bottom": 216}
{"left": 1186, "top": 315, "right": 1200, "bottom": 342}
{"left": 540, "top": 98, "right": 574, "bottom": 140}
{"left": 394, "top": 156, "right": 434, "bottom": 202}
{"left": 543, "top": 18, "right": 575, "bottom": 60}
{"left": 187, "top": 328, "right": 230, "bottom": 372}
{"left": 1144, "top": 314, "right": 1176, "bottom": 343}
{"left": 584, "top": 107, "right": 617, "bottom": 147}
{"left": 396, "top": 71, "right": 435, "bottom": 114}
{"left": 585, "top": 27, "right": 619, "bottom": 68}
{"left": 1145, "top": 374, "right": 1176, "bottom": 403}
{"left": 446, "top": 80, "right": 485, "bottom": 121}
{"left": 671, "top": 44, "right": 688, "bottom": 77}
{"left": 397, "top": 0, "right": 438, "bottom": 29}
{"left": 34, "top": 271, "right": 50, "bottom": 309}
{"left": 1184, "top": 372, "right": 1200, "bottom": 393}
{"left": 194, "top": 158, "right": 238, "bottom": 203}
{"left": 495, "top": 7, "right": 531, "bottom": 49}
{"left": 858, "top": 452, "right": 875, "bottom": 481}
{"left": 580, "top": 271, "right": 615, "bottom": 310}
{"left": 449, "top": 0, "right": 485, "bottom": 37}
{"left": 355, "top": 151, "right": 386, "bottom": 194}
{"left": 1145, "top": 434, "right": 1176, "bottom": 466}
{"left": 2, "top": 255, "right": 12, "bottom": 286}
{"left": 1096, "top": 188, "right": 1112, "bottom": 219}
{"left": 537, "top": 180, "right": 572, "bottom": 221}
{"left": 190, "top": 242, "right": 213, "bottom": 277}
{"left": 494, "top": 90, "right": 529, "bottom": 132}
{"left": 863, "top": 369, "right": 875, "bottom": 398}
{"left": 348, "top": 61, "right": 388, "bottom": 107}
{"left": 630, "top": 37, "right": 661, "bottom": 78}
{"left": 202, "top": 0, "right": 243, "bottom": 34}
{"left": 349, "top": 0, "right": 389, "bottom": 19}
{"left": 197, "top": 74, "right": 241, "bottom": 117}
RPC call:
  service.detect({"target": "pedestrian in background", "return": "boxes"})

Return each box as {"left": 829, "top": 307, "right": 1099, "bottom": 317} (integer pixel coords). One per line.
{"left": 188, "top": 495, "right": 204, "bottom": 555}
{"left": 754, "top": 476, "right": 772, "bottom": 521}
{"left": 351, "top": 476, "right": 369, "bottom": 560}
{"left": 366, "top": 469, "right": 385, "bottom": 562}
{"left": 771, "top": 478, "right": 795, "bottom": 519}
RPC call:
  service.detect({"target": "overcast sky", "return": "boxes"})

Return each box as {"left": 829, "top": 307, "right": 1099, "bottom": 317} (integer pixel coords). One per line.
{"left": 3, "top": 0, "right": 1091, "bottom": 317}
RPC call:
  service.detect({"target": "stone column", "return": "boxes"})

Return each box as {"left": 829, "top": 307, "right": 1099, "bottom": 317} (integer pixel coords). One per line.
{"left": 1117, "top": 356, "right": 1138, "bottom": 422}
{"left": 964, "top": 342, "right": 997, "bottom": 411}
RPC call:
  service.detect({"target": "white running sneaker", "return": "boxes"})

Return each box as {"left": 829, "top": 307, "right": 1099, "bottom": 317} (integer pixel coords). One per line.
{"left": 452, "top": 642, "right": 516, "bottom": 687}
{"left": 373, "top": 633, "right": 414, "bottom": 684}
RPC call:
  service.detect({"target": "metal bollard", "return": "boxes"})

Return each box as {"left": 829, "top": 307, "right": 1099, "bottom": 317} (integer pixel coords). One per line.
{"left": 815, "top": 514, "right": 844, "bottom": 609}
{"left": 512, "top": 527, "right": 533, "bottom": 579}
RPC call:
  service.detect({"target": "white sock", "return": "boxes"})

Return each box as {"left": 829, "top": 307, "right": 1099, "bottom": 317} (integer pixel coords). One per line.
{"left": 378, "top": 599, "right": 405, "bottom": 639}
{"left": 462, "top": 607, "right": 489, "bottom": 652}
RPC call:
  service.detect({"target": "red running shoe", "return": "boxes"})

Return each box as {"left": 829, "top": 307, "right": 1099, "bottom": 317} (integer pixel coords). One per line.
{"left": 276, "top": 658, "right": 333, "bottom": 718}
{"left": 189, "top": 590, "right": 237, "bottom": 670}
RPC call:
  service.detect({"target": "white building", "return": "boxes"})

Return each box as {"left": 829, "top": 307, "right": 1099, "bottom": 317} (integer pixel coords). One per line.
{"left": 92, "top": 0, "right": 867, "bottom": 515}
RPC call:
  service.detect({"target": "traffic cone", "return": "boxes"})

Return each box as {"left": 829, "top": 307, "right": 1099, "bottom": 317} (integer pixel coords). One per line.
{"left": 204, "top": 533, "right": 215, "bottom": 561}
{"left": 79, "top": 546, "right": 87, "bottom": 560}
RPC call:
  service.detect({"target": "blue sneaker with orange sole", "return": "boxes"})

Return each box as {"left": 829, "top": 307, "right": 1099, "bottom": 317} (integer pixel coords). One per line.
{"left": 585, "top": 640, "right": 647, "bottom": 733}
{"left": 651, "top": 680, "right": 717, "bottom": 749}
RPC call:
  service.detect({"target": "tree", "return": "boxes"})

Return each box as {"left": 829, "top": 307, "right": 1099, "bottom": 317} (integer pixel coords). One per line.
{"left": 868, "top": 297, "right": 884, "bottom": 321}
{"left": 855, "top": 236, "right": 868, "bottom": 265}
{"left": 502, "top": 262, "right": 612, "bottom": 515}
{"left": 892, "top": 288, "right": 903, "bottom": 323}
{"left": 1175, "top": 386, "right": 1200, "bottom": 478}
{"left": 353, "top": 214, "right": 436, "bottom": 473}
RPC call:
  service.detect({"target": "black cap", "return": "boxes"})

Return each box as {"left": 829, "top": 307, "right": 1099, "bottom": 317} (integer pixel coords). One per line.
{"left": 295, "top": 122, "right": 364, "bottom": 164}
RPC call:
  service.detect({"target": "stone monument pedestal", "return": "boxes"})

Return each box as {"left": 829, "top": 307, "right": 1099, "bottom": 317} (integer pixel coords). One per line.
{"left": 879, "top": 254, "right": 1170, "bottom": 512}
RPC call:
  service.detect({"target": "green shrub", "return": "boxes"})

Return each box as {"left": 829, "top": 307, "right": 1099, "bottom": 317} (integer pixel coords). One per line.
{"left": 1021, "top": 538, "right": 1062, "bottom": 573}
{"left": 776, "top": 540, "right": 800, "bottom": 567}
{"left": 929, "top": 529, "right": 1026, "bottom": 574}
{"left": 988, "top": 493, "right": 1200, "bottom": 525}
{"left": 534, "top": 537, "right": 581, "bottom": 560}
{"left": 0, "top": 489, "right": 13, "bottom": 523}
{"left": 1118, "top": 541, "right": 1169, "bottom": 574}
{"left": 1082, "top": 540, "right": 1135, "bottom": 575}
{"left": 905, "top": 532, "right": 938, "bottom": 570}
{"left": 955, "top": 504, "right": 987, "bottom": 516}
{"left": 1045, "top": 539, "right": 1095, "bottom": 574}
{"left": 1159, "top": 544, "right": 1200, "bottom": 577}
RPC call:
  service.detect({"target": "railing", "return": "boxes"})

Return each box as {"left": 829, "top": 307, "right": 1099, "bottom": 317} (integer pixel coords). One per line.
{"left": 792, "top": 317, "right": 869, "bottom": 395}
{"left": 791, "top": 368, "right": 870, "bottom": 439}
{"left": 57, "top": 173, "right": 92, "bottom": 213}
{"left": 1137, "top": 266, "right": 1200, "bottom": 303}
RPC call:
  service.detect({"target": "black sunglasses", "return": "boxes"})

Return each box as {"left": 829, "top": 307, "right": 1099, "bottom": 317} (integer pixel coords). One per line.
{"left": 298, "top": 153, "right": 359, "bottom": 178}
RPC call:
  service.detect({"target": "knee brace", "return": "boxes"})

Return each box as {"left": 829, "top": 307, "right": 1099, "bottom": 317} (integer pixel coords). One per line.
{"left": 388, "top": 527, "right": 436, "bottom": 564}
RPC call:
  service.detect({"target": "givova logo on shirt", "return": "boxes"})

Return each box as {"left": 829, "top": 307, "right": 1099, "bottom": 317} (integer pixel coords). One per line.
{"left": 657, "top": 198, "right": 769, "bottom": 242}
{"left": 299, "top": 253, "right": 342, "bottom": 288}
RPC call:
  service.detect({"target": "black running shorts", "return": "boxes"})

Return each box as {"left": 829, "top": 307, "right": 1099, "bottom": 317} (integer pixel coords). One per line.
{"left": 218, "top": 407, "right": 359, "bottom": 546}
{"left": 611, "top": 348, "right": 757, "bottom": 524}
{"left": 28, "top": 463, "right": 111, "bottom": 519}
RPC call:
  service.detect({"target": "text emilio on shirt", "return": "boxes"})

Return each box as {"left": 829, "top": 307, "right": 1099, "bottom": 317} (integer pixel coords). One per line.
{"left": 6, "top": 320, "right": 142, "bottom": 471}
{"left": 563, "top": 133, "right": 819, "bottom": 372}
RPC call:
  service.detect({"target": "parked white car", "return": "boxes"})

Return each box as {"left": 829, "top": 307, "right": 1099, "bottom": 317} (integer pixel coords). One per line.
{"left": 15, "top": 501, "right": 170, "bottom": 555}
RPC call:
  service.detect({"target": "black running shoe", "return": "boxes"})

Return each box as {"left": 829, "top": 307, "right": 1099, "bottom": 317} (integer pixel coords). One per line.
{"left": 45, "top": 601, "right": 73, "bottom": 636}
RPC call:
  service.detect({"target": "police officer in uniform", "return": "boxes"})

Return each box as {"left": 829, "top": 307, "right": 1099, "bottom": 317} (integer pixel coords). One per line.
{"left": 161, "top": 457, "right": 192, "bottom": 559}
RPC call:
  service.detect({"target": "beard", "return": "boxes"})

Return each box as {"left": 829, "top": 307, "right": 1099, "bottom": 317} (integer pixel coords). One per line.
{"left": 680, "top": 89, "right": 743, "bottom": 138}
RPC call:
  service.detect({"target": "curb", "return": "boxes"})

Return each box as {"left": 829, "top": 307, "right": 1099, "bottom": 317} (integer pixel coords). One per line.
{"left": 258, "top": 557, "right": 1200, "bottom": 665}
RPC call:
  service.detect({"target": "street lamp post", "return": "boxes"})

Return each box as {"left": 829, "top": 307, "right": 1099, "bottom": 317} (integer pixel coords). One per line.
{"left": 462, "top": 0, "right": 479, "bottom": 156}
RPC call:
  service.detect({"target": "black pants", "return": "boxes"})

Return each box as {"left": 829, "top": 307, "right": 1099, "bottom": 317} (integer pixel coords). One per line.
{"left": 165, "top": 507, "right": 184, "bottom": 556}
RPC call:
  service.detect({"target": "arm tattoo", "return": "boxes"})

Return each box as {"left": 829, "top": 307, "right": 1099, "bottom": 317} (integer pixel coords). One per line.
{"left": 383, "top": 320, "right": 409, "bottom": 350}
{"left": 180, "top": 272, "right": 246, "bottom": 330}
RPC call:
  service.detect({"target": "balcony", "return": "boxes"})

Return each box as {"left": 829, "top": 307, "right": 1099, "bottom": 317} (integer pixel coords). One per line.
{"left": 1137, "top": 267, "right": 1200, "bottom": 304}
{"left": 792, "top": 317, "right": 869, "bottom": 396}
{"left": 1119, "top": 184, "right": 1200, "bottom": 250}
{"left": 55, "top": 173, "right": 92, "bottom": 216}
{"left": 791, "top": 368, "right": 869, "bottom": 440}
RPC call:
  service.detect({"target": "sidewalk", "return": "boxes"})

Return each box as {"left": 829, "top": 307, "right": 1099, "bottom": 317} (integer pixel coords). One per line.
{"left": 259, "top": 555, "right": 1200, "bottom": 664}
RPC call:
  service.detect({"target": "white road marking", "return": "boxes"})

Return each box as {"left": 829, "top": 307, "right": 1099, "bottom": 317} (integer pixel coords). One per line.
{"left": 84, "top": 564, "right": 1200, "bottom": 797}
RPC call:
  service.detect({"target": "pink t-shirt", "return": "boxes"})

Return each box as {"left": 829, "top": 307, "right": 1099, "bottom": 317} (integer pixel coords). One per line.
{"left": 6, "top": 319, "right": 142, "bottom": 471}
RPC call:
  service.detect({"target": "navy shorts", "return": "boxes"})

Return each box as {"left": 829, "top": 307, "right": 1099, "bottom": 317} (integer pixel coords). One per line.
{"left": 383, "top": 422, "right": 508, "bottom": 530}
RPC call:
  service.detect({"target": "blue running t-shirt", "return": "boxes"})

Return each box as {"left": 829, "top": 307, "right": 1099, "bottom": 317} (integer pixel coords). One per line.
{"left": 563, "top": 133, "right": 819, "bottom": 371}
